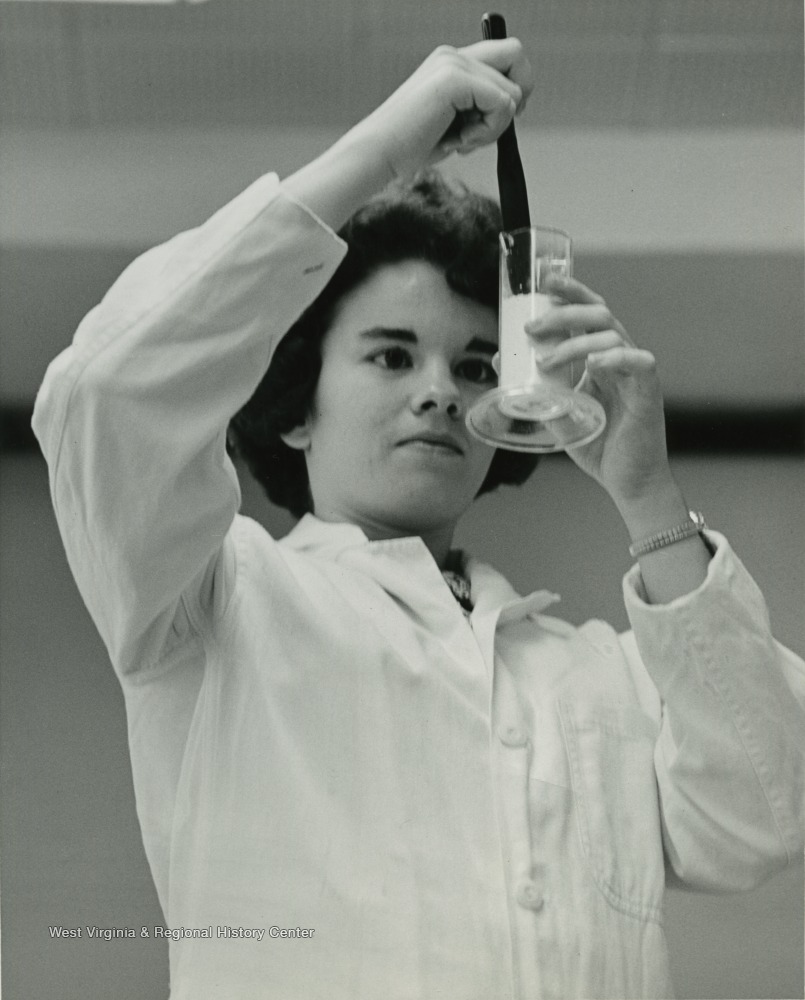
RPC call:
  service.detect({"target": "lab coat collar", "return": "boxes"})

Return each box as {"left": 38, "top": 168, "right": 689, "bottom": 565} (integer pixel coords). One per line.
{"left": 281, "top": 513, "right": 369, "bottom": 557}
{"left": 466, "top": 557, "right": 560, "bottom": 622}
{"left": 282, "top": 514, "right": 561, "bottom": 622}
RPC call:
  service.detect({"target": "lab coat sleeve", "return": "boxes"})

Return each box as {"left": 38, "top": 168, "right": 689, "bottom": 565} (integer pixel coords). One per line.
{"left": 620, "top": 531, "right": 805, "bottom": 891}
{"left": 31, "top": 174, "right": 347, "bottom": 676}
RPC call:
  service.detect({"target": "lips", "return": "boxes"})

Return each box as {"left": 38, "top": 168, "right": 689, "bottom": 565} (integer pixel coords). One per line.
{"left": 398, "top": 432, "right": 464, "bottom": 455}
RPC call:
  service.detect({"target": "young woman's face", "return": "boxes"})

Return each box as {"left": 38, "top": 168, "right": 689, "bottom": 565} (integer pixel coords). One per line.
{"left": 283, "top": 260, "right": 499, "bottom": 540}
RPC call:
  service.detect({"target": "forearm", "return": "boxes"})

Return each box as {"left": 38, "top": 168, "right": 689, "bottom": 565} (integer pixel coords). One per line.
{"left": 282, "top": 130, "right": 395, "bottom": 233}
{"left": 615, "top": 477, "right": 711, "bottom": 606}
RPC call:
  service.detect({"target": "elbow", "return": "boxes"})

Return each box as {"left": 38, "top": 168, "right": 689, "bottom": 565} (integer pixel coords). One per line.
{"left": 665, "top": 841, "right": 790, "bottom": 894}
{"left": 662, "top": 797, "right": 799, "bottom": 893}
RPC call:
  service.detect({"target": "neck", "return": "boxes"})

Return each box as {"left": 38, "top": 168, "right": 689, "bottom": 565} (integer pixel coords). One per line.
{"left": 417, "top": 525, "right": 456, "bottom": 570}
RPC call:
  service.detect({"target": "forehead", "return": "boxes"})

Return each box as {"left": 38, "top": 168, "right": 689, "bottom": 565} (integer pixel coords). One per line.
{"left": 325, "top": 260, "right": 497, "bottom": 349}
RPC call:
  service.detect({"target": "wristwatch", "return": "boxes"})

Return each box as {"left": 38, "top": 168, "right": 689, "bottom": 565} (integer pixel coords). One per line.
{"left": 629, "top": 510, "right": 708, "bottom": 558}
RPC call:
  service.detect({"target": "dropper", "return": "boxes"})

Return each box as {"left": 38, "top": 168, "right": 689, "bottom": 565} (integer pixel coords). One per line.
{"left": 481, "top": 12, "right": 531, "bottom": 232}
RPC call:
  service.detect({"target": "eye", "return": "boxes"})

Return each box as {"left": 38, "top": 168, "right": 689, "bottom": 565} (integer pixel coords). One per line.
{"left": 455, "top": 357, "right": 497, "bottom": 385}
{"left": 370, "top": 346, "right": 413, "bottom": 371}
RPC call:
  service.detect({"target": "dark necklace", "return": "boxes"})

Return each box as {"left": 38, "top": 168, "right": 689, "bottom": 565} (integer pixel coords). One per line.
{"left": 442, "top": 568, "right": 473, "bottom": 615}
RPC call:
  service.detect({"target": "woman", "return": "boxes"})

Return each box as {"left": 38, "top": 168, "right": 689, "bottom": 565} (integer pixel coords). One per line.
{"left": 33, "top": 37, "right": 804, "bottom": 1000}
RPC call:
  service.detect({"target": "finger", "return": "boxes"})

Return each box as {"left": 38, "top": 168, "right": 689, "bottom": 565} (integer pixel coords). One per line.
{"left": 574, "top": 348, "right": 660, "bottom": 401}
{"left": 526, "top": 304, "right": 625, "bottom": 337}
{"left": 585, "top": 347, "right": 658, "bottom": 379}
{"left": 455, "top": 38, "right": 533, "bottom": 109}
{"left": 542, "top": 274, "right": 606, "bottom": 305}
{"left": 537, "top": 330, "right": 626, "bottom": 369}
{"left": 427, "top": 44, "right": 526, "bottom": 109}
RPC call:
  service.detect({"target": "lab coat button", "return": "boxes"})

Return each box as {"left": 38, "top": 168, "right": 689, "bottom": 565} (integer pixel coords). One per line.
{"left": 498, "top": 725, "right": 528, "bottom": 748}
{"left": 516, "top": 879, "right": 544, "bottom": 911}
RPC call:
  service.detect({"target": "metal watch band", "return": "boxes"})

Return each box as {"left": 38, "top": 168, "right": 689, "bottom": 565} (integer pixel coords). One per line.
{"left": 628, "top": 510, "right": 708, "bottom": 558}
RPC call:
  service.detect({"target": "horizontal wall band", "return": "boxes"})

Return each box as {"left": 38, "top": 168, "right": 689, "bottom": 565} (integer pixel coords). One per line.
{"left": 2, "top": 404, "right": 803, "bottom": 456}
{"left": 4, "top": 248, "right": 802, "bottom": 406}
{"left": 662, "top": 404, "right": 805, "bottom": 455}
{"left": 4, "top": 129, "right": 802, "bottom": 252}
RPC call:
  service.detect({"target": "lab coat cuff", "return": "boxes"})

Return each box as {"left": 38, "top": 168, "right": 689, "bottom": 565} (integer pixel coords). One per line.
{"left": 622, "top": 530, "right": 771, "bottom": 629}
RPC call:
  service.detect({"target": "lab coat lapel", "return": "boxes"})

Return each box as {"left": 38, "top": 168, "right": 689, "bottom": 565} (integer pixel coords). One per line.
{"left": 467, "top": 556, "right": 560, "bottom": 676}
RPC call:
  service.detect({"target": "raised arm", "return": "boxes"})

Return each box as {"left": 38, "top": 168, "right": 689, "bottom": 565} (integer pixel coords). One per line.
{"left": 283, "top": 39, "right": 531, "bottom": 229}
{"left": 32, "top": 39, "right": 533, "bottom": 677}
{"left": 32, "top": 181, "right": 348, "bottom": 674}
{"left": 527, "top": 274, "right": 804, "bottom": 882}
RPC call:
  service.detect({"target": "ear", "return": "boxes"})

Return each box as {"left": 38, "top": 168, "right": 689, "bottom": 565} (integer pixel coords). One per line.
{"left": 280, "top": 420, "right": 312, "bottom": 452}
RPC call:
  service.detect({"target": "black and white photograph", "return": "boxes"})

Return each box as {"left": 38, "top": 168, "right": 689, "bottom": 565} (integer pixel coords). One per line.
{"left": 1, "top": 1, "right": 803, "bottom": 998}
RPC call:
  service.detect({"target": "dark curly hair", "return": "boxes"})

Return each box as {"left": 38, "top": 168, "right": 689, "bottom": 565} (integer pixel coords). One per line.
{"left": 228, "top": 170, "right": 539, "bottom": 518}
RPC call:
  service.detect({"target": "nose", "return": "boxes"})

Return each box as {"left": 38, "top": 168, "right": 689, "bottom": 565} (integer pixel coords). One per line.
{"left": 409, "top": 364, "right": 463, "bottom": 418}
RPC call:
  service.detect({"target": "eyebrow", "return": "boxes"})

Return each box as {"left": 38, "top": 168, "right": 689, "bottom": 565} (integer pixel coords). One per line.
{"left": 359, "top": 327, "right": 497, "bottom": 356}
